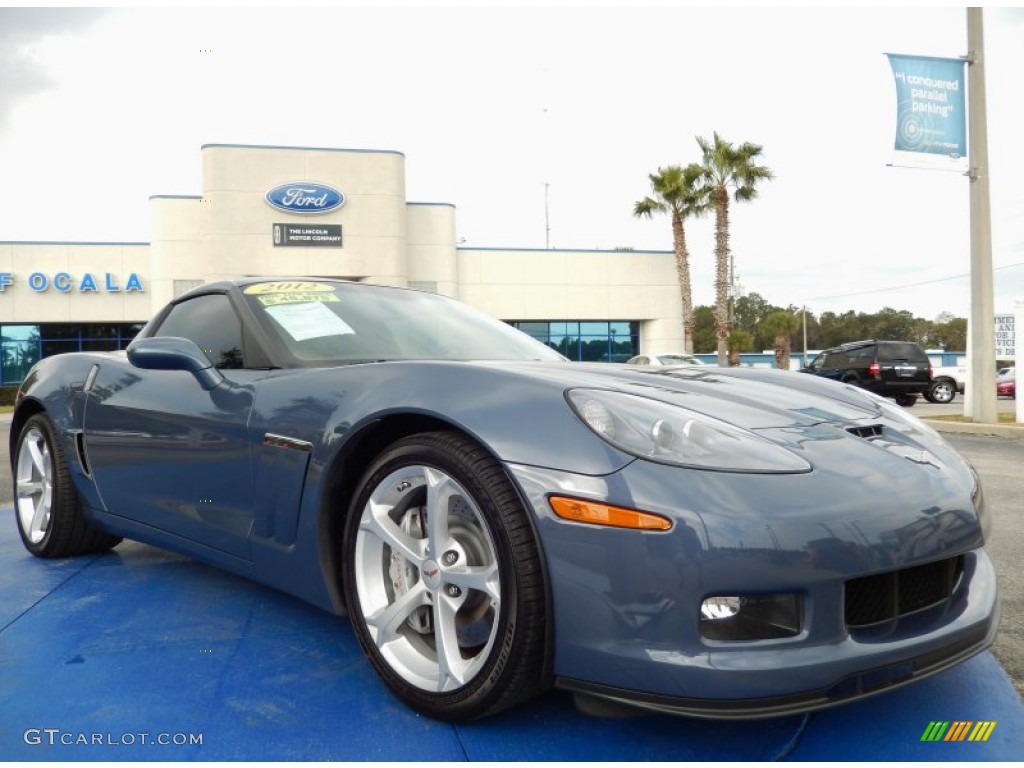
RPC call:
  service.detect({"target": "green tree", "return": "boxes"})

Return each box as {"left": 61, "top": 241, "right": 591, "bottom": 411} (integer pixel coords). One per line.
{"left": 732, "top": 292, "right": 775, "bottom": 339}
{"left": 932, "top": 316, "right": 967, "bottom": 351}
{"left": 728, "top": 328, "right": 754, "bottom": 366}
{"left": 691, "top": 305, "right": 717, "bottom": 354}
{"left": 869, "top": 307, "right": 916, "bottom": 341}
{"left": 761, "top": 310, "right": 801, "bottom": 370}
{"left": 634, "top": 164, "right": 708, "bottom": 353}
{"left": 696, "top": 133, "right": 773, "bottom": 365}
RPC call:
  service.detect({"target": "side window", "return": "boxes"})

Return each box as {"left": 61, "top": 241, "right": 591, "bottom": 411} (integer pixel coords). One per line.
{"left": 845, "top": 347, "right": 872, "bottom": 364}
{"left": 824, "top": 351, "right": 846, "bottom": 368}
{"left": 154, "top": 294, "right": 245, "bottom": 369}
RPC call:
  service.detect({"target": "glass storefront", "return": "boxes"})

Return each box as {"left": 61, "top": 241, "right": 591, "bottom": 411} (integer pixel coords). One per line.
{"left": 509, "top": 320, "right": 638, "bottom": 363}
{"left": 1, "top": 318, "right": 640, "bottom": 384}
{"left": 1, "top": 323, "right": 145, "bottom": 385}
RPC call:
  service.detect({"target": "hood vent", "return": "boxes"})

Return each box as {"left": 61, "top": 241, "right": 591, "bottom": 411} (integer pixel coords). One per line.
{"left": 847, "top": 424, "right": 884, "bottom": 439}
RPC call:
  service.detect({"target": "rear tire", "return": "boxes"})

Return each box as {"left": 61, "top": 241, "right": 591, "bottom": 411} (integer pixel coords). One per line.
{"left": 14, "top": 413, "right": 122, "bottom": 558}
{"left": 894, "top": 393, "right": 917, "bottom": 407}
{"left": 928, "top": 379, "right": 956, "bottom": 404}
{"left": 342, "top": 431, "right": 548, "bottom": 721}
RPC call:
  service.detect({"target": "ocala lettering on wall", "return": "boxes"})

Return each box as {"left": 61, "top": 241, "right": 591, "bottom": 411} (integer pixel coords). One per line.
{"left": 0, "top": 272, "right": 144, "bottom": 293}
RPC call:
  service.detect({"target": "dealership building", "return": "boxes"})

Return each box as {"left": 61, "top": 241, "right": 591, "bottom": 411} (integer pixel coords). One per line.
{"left": 0, "top": 143, "right": 685, "bottom": 385}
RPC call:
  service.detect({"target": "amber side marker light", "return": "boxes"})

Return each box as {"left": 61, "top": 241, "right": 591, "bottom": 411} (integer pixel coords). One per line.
{"left": 549, "top": 496, "right": 672, "bottom": 531}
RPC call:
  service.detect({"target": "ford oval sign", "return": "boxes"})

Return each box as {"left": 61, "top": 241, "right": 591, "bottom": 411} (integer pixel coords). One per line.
{"left": 265, "top": 182, "right": 345, "bottom": 215}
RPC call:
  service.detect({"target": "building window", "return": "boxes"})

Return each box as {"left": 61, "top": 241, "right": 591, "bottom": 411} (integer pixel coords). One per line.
{"left": 1, "top": 325, "right": 39, "bottom": 385}
{"left": 173, "top": 279, "right": 204, "bottom": 298}
{"left": 0, "top": 322, "right": 146, "bottom": 385}
{"left": 508, "top": 320, "right": 639, "bottom": 363}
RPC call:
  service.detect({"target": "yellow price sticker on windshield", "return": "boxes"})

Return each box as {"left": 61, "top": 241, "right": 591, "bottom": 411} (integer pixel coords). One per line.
{"left": 244, "top": 282, "right": 336, "bottom": 295}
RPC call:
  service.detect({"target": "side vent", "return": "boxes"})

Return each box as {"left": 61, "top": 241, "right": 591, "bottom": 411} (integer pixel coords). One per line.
{"left": 78, "top": 363, "right": 99, "bottom": 477}
{"left": 75, "top": 432, "right": 91, "bottom": 476}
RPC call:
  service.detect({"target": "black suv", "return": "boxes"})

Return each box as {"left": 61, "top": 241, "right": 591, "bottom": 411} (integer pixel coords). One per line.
{"left": 801, "top": 340, "right": 932, "bottom": 407}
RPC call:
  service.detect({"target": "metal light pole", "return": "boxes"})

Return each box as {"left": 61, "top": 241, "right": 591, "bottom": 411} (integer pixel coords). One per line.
{"left": 802, "top": 305, "right": 809, "bottom": 368}
{"left": 966, "top": 7, "right": 997, "bottom": 424}
{"left": 544, "top": 182, "right": 551, "bottom": 249}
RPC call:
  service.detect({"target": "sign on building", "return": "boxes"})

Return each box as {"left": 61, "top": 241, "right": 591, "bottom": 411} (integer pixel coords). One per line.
{"left": 995, "top": 314, "right": 1015, "bottom": 358}
{"left": 272, "top": 224, "right": 343, "bottom": 248}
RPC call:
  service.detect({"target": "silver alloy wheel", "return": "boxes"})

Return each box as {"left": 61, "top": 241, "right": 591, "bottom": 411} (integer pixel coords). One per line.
{"left": 16, "top": 426, "right": 54, "bottom": 544}
{"left": 352, "top": 464, "right": 501, "bottom": 693}
{"left": 931, "top": 380, "right": 956, "bottom": 403}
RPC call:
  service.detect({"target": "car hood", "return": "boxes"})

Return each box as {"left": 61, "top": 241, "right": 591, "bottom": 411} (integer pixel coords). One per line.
{"left": 478, "top": 361, "right": 891, "bottom": 430}
{"left": 467, "top": 360, "right": 971, "bottom": 479}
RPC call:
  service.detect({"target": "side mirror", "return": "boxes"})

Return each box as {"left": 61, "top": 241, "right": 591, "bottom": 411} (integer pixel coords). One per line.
{"left": 127, "top": 336, "right": 224, "bottom": 390}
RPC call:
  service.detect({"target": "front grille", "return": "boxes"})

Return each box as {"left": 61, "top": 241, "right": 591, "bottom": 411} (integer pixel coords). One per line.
{"left": 845, "top": 556, "right": 964, "bottom": 628}
{"left": 846, "top": 424, "right": 884, "bottom": 439}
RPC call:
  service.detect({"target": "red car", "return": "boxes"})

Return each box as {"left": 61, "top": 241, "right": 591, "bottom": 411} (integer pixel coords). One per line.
{"left": 997, "top": 375, "right": 1016, "bottom": 398}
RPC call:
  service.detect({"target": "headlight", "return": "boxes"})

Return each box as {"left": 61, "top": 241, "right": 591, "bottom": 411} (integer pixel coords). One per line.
{"left": 566, "top": 389, "right": 811, "bottom": 473}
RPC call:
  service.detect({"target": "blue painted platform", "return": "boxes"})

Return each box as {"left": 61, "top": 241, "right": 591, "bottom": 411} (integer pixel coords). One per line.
{"left": 1, "top": 507, "right": 1021, "bottom": 761}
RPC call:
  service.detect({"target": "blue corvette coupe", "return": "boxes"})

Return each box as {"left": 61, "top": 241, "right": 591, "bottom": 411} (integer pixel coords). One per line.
{"left": 10, "top": 278, "right": 998, "bottom": 721}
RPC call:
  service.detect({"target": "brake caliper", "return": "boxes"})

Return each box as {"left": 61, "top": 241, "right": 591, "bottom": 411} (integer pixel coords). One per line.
{"left": 389, "top": 506, "right": 433, "bottom": 634}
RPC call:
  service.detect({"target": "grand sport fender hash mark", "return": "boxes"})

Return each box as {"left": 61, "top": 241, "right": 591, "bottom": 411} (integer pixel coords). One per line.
{"left": 263, "top": 433, "right": 314, "bottom": 452}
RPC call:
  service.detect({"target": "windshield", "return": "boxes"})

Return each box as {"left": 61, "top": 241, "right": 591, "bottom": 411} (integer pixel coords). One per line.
{"left": 242, "top": 280, "right": 566, "bottom": 364}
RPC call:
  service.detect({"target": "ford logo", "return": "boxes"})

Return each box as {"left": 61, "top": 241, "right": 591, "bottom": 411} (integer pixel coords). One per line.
{"left": 265, "top": 182, "right": 345, "bottom": 215}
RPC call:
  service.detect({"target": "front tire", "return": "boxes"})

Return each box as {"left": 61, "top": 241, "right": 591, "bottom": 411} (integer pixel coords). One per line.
{"left": 15, "top": 413, "right": 122, "bottom": 557}
{"left": 342, "top": 431, "right": 548, "bottom": 721}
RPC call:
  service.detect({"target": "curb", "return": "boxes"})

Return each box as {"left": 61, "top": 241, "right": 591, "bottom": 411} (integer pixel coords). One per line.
{"left": 923, "top": 419, "right": 1024, "bottom": 440}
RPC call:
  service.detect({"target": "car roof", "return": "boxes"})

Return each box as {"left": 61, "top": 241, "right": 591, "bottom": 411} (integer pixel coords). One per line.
{"left": 825, "top": 339, "right": 924, "bottom": 352}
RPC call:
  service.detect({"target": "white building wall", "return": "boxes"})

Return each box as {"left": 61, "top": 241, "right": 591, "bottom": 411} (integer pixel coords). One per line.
{"left": 0, "top": 242, "right": 150, "bottom": 323}
{"left": 199, "top": 144, "right": 409, "bottom": 286}
{"left": 456, "top": 247, "right": 684, "bottom": 348}
{"left": 149, "top": 196, "right": 204, "bottom": 310}
{"left": 406, "top": 203, "right": 458, "bottom": 297}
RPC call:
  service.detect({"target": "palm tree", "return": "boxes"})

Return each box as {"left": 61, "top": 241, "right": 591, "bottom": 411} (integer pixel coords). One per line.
{"left": 634, "top": 164, "right": 708, "bottom": 354}
{"left": 727, "top": 328, "right": 753, "bottom": 367}
{"left": 696, "top": 133, "right": 773, "bottom": 365}
{"left": 762, "top": 310, "right": 800, "bottom": 371}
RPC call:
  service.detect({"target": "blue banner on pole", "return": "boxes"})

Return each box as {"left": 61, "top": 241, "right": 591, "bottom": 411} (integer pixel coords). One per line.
{"left": 887, "top": 54, "right": 967, "bottom": 167}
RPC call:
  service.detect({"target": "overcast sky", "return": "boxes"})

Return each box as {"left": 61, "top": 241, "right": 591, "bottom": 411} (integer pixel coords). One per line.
{"left": 0, "top": 5, "right": 1022, "bottom": 321}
